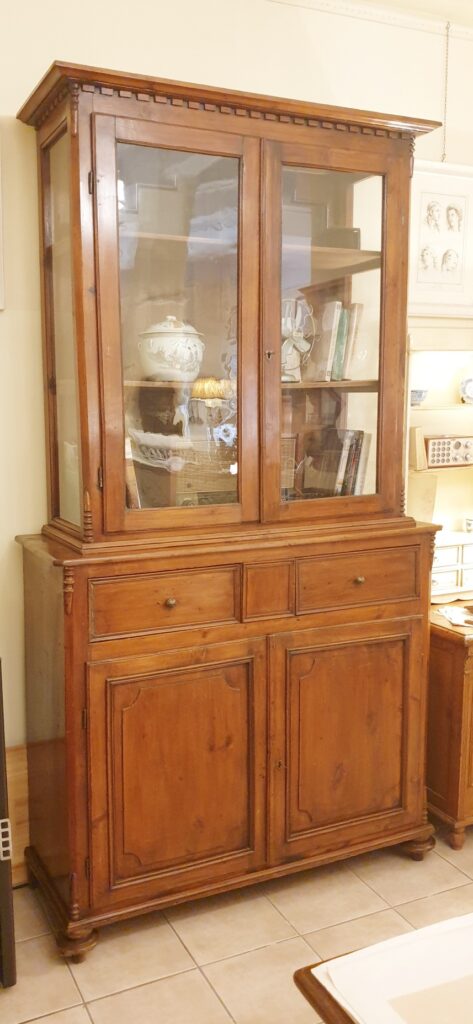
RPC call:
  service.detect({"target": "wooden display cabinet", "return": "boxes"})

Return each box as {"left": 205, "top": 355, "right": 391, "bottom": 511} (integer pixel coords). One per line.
{"left": 17, "top": 62, "right": 439, "bottom": 959}
{"left": 427, "top": 606, "right": 473, "bottom": 850}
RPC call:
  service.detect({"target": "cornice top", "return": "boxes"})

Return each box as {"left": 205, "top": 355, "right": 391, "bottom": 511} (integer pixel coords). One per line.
{"left": 17, "top": 60, "right": 440, "bottom": 138}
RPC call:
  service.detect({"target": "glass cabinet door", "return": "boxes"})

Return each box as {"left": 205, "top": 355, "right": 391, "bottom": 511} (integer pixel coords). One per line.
{"left": 94, "top": 117, "right": 259, "bottom": 531}
{"left": 262, "top": 140, "right": 407, "bottom": 522}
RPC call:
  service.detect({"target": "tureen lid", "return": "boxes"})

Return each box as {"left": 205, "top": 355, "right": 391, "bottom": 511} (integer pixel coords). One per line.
{"left": 140, "top": 315, "right": 203, "bottom": 338}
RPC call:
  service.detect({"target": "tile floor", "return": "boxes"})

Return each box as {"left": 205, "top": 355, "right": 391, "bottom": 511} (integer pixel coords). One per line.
{"left": 3, "top": 830, "right": 473, "bottom": 1024}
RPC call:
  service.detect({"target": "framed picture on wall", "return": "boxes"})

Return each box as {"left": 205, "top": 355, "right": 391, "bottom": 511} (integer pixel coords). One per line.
{"left": 409, "top": 160, "right": 473, "bottom": 317}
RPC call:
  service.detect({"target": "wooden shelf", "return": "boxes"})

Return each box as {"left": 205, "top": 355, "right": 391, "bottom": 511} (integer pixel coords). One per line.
{"left": 124, "top": 379, "right": 196, "bottom": 389}
{"left": 119, "top": 230, "right": 234, "bottom": 247}
{"left": 282, "top": 379, "right": 379, "bottom": 392}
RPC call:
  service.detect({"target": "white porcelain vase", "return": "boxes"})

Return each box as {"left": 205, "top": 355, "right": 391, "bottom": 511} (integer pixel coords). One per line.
{"left": 138, "top": 315, "right": 205, "bottom": 382}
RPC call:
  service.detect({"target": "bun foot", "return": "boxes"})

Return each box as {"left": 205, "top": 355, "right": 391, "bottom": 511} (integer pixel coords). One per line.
{"left": 57, "top": 928, "right": 98, "bottom": 961}
{"left": 448, "top": 828, "right": 466, "bottom": 851}
{"left": 404, "top": 834, "right": 436, "bottom": 861}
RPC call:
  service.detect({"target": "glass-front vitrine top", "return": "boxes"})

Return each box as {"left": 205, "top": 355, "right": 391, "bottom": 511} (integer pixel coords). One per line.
{"left": 278, "top": 165, "right": 383, "bottom": 505}
{"left": 117, "top": 143, "right": 240, "bottom": 512}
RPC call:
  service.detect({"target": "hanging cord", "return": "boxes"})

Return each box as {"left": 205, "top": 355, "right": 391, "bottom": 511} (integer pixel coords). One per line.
{"left": 441, "top": 20, "right": 450, "bottom": 162}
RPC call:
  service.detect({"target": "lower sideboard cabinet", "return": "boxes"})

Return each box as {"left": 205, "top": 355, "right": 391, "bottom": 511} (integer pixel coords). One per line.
{"left": 427, "top": 609, "right": 473, "bottom": 850}
{"left": 20, "top": 529, "right": 435, "bottom": 960}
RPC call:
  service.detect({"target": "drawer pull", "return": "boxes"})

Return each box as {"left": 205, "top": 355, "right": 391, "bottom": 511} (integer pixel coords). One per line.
{"left": 353, "top": 576, "right": 366, "bottom": 585}
{"left": 164, "top": 597, "right": 177, "bottom": 609}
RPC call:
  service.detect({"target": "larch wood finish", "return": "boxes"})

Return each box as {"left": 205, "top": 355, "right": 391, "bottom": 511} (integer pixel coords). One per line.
{"left": 427, "top": 608, "right": 473, "bottom": 850}
{"left": 17, "top": 64, "right": 438, "bottom": 959}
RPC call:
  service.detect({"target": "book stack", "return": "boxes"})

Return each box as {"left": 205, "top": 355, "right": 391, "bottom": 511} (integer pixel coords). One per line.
{"left": 306, "top": 301, "right": 363, "bottom": 382}
{"left": 301, "top": 427, "right": 371, "bottom": 498}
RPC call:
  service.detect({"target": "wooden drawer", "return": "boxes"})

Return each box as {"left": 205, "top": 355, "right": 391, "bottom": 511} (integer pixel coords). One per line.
{"left": 89, "top": 566, "right": 241, "bottom": 640}
{"left": 297, "top": 547, "right": 418, "bottom": 613}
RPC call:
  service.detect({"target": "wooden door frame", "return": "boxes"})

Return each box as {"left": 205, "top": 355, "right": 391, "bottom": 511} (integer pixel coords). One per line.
{"left": 92, "top": 113, "right": 260, "bottom": 533}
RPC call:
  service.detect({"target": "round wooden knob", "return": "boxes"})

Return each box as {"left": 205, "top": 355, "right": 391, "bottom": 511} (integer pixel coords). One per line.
{"left": 164, "top": 597, "right": 177, "bottom": 608}
{"left": 354, "top": 576, "right": 366, "bottom": 585}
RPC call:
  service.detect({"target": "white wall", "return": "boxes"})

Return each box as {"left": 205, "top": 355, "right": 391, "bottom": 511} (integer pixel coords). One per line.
{"left": 1, "top": 0, "right": 473, "bottom": 744}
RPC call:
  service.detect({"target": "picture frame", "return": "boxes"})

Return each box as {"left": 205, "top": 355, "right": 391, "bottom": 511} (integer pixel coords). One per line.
{"left": 409, "top": 160, "right": 473, "bottom": 317}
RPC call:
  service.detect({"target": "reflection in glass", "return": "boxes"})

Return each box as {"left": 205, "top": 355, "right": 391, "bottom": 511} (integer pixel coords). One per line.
{"left": 280, "top": 166, "right": 383, "bottom": 502}
{"left": 49, "top": 133, "right": 81, "bottom": 525}
{"left": 117, "top": 144, "right": 239, "bottom": 510}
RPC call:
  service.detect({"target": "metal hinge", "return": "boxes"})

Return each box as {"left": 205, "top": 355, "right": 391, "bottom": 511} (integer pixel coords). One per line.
{"left": 84, "top": 856, "right": 90, "bottom": 880}
{"left": 48, "top": 375, "right": 57, "bottom": 394}
{"left": 81, "top": 707, "right": 87, "bottom": 730}
{"left": 88, "top": 170, "right": 94, "bottom": 195}
{"left": 97, "top": 466, "right": 104, "bottom": 490}
{"left": 0, "top": 819, "right": 13, "bottom": 861}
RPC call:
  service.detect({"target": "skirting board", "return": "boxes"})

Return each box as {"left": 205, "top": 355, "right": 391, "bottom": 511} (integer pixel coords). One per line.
{"left": 6, "top": 745, "right": 29, "bottom": 886}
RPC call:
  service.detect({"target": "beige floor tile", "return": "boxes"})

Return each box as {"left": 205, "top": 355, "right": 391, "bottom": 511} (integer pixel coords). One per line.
{"left": 165, "top": 888, "right": 296, "bottom": 964}
{"left": 87, "top": 969, "right": 232, "bottom": 1024}
{"left": 434, "top": 829, "right": 473, "bottom": 878}
{"left": 0, "top": 935, "right": 81, "bottom": 1024}
{"left": 264, "top": 863, "right": 387, "bottom": 934}
{"left": 204, "top": 937, "right": 320, "bottom": 1024}
{"left": 349, "top": 848, "right": 470, "bottom": 906}
{"left": 397, "top": 880, "right": 473, "bottom": 928}
{"left": 304, "top": 908, "right": 413, "bottom": 960}
{"left": 13, "top": 885, "right": 49, "bottom": 941}
{"left": 69, "top": 911, "right": 193, "bottom": 1001}
{"left": 20, "top": 1011, "right": 91, "bottom": 1024}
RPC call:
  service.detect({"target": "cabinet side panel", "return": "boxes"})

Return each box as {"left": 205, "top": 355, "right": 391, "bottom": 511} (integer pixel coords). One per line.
{"left": 427, "top": 638, "right": 461, "bottom": 817}
{"left": 23, "top": 547, "right": 68, "bottom": 899}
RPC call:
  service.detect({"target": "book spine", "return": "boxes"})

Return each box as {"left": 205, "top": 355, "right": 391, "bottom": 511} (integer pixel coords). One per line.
{"left": 342, "top": 303, "right": 363, "bottom": 379}
{"left": 354, "top": 433, "right": 372, "bottom": 495}
{"left": 341, "top": 432, "right": 364, "bottom": 495}
{"left": 333, "top": 430, "right": 355, "bottom": 495}
{"left": 331, "top": 308, "right": 349, "bottom": 382}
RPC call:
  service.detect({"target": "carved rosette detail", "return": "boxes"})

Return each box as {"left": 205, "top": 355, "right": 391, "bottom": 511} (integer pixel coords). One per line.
{"left": 83, "top": 490, "right": 94, "bottom": 544}
{"left": 63, "top": 567, "right": 74, "bottom": 615}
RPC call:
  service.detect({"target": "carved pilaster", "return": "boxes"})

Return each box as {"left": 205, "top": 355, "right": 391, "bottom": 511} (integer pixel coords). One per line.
{"left": 69, "top": 872, "right": 80, "bottom": 921}
{"left": 430, "top": 534, "right": 436, "bottom": 570}
{"left": 63, "top": 567, "right": 74, "bottom": 616}
{"left": 83, "top": 490, "right": 94, "bottom": 543}
{"left": 410, "top": 137, "right": 416, "bottom": 177}
{"left": 400, "top": 484, "right": 406, "bottom": 515}
{"left": 69, "top": 82, "right": 79, "bottom": 136}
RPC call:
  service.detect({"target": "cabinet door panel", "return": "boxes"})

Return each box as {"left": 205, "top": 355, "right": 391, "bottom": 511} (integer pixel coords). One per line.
{"left": 270, "top": 619, "right": 425, "bottom": 862}
{"left": 88, "top": 639, "right": 266, "bottom": 907}
{"left": 93, "top": 115, "right": 259, "bottom": 532}
{"left": 262, "top": 139, "right": 409, "bottom": 523}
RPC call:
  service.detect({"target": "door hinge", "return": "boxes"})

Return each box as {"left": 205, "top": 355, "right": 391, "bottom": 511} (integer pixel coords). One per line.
{"left": 97, "top": 465, "right": 104, "bottom": 490}
{"left": 84, "top": 856, "right": 90, "bottom": 880}
{"left": 0, "top": 819, "right": 12, "bottom": 862}
{"left": 81, "top": 707, "right": 87, "bottom": 730}
{"left": 88, "top": 170, "right": 94, "bottom": 195}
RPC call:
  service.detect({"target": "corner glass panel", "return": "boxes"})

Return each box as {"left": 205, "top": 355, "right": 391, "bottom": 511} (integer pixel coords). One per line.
{"left": 48, "top": 133, "right": 81, "bottom": 525}
{"left": 280, "top": 167, "right": 382, "bottom": 502}
{"left": 117, "top": 144, "right": 239, "bottom": 510}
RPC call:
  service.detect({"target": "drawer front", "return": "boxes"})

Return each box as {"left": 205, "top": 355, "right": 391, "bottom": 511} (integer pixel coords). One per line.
{"left": 463, "top": 545, "right": 473, "bottom": 565}
{"left": 431, "top": 569, "right": 460, "bottom": 594}
{"left": 297, "top": 547, "right": 418, "bottom": 613}
{"left": 89, "top": 566, "right": 241, "bottom": 639}
{"left": 433, "top": 545, "right": 460, "bottom": 568}
{"left": 462, "top": 569, "right": 473, "bottom": 588}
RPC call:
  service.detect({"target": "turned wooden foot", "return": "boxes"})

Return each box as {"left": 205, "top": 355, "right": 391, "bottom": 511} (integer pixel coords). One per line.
{"left": 448, "top": 828, "right": 466, "bottom": 851}
{"left": 404, "top": 834, "right": 436, "bottom": 861}
{"left": 57, "top": 928, "right": 98, "bottom": 961}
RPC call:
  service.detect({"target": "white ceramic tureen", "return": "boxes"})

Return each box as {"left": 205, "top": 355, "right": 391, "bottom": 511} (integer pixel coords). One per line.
{"left": 138, "top": 315, "right": 205, "bottom": 382}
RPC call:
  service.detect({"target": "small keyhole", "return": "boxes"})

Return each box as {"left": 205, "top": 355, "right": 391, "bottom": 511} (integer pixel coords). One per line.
{"left": 265, "top": 350, "right": 274, "bottom": 360}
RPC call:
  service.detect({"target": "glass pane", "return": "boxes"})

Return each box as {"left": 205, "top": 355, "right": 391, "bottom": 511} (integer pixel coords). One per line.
{"left": 280, "top": 166, "right": 382, "bottom": 503}
{"left": 117, "top": 144, "right": 239, "bottom": 510}
{"left": 48, "top": 133, "right": 81, "bottom": 524}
